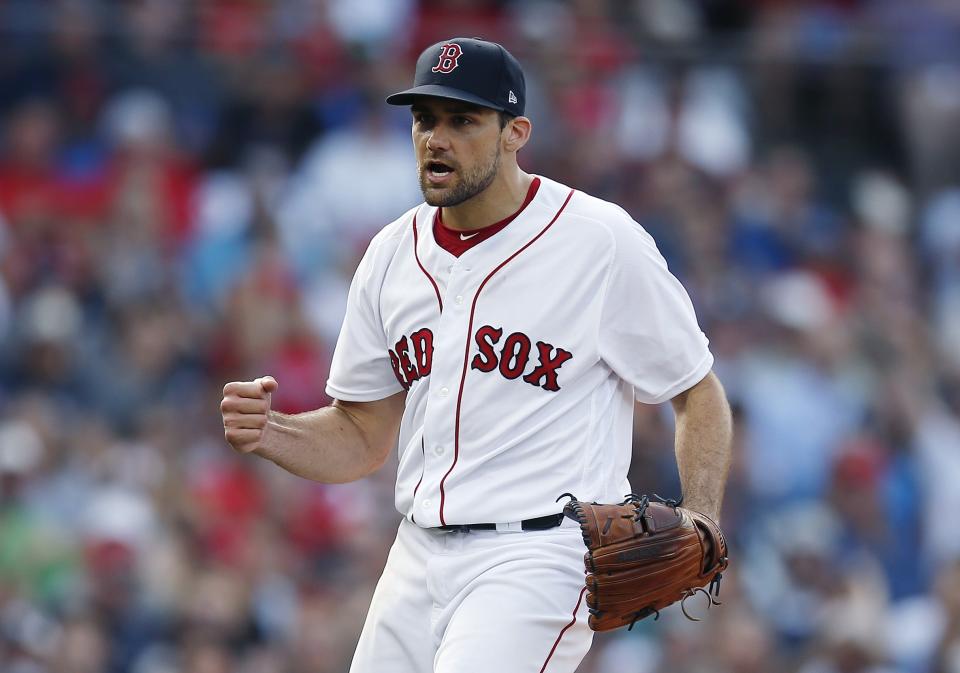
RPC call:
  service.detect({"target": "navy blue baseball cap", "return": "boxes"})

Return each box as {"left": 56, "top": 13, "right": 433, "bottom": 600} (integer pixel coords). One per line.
{"left": 386, "top": 38, "right": 526, "bottom": 116}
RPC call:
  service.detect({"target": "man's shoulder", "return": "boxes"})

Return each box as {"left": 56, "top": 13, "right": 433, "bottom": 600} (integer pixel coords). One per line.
{"left": 347, "top": 204, "right": 424, "bottom": 285}
{"left": 538, "top": 176, "right": 649, "bottom": 246}
{"left": 364, "top": 203, "right": 423, "bottom": 255}
{"left": 567, "top": 186, "right": 640, "bottom": 232}
{"left": 370, "top": 203, "right": 423, "bottom": 248}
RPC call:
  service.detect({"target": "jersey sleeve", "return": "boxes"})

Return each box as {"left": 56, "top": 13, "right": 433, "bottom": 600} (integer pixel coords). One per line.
{"left": 325, "top": 241, "right": 405, "bottom": 402}
{"left": 598, "top": 219, "right": 713, "bottom": 404}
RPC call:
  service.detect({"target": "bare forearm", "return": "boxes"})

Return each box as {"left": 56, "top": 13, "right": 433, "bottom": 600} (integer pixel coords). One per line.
{"left": 255, "top": 404, "right": 390, "bottom": 484}
{"left": 672, "top": 372, "right": 732, "bottom": 521}
{"left": 221, "top": 379, "right": 403, "bottom": 483}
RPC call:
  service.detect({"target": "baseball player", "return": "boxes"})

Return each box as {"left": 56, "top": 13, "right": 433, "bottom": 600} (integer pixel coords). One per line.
{"left": 221, "top": 38, "right": 732, "bottom": 673}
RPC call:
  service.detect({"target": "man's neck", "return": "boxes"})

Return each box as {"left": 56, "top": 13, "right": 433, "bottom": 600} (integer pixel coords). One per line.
{"left": 441, "top": 167, "right": 534, "bottom": 232}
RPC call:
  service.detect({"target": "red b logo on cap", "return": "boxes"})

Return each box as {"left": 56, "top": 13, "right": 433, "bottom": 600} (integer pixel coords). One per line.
{"left": 432, "top": 43, "right": 463, "bottom": 74}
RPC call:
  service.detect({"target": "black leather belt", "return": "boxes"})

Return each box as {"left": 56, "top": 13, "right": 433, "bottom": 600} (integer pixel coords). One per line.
{"left": 438, "top": 513, "right": 564, "bottom": 533}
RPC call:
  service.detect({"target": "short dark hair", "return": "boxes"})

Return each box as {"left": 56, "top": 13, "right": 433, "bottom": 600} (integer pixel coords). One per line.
{"left": 498, "top": 111, "right": 517, "bottom": 130}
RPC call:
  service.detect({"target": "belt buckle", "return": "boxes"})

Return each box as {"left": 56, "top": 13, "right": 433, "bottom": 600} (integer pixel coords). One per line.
{"left": 495, "top": 521, "right": 523, "bottom": 533}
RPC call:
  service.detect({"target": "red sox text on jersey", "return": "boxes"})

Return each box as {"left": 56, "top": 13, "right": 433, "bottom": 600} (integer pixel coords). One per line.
{"left": 389, "top": 326, "right": 573, "bottom": 392}
{"left": 326, "top": 175, "right": 714, "bottom": 528}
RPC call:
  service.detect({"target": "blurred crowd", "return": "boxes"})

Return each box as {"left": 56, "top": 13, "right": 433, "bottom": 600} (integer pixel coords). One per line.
{"left": 0, "top": 0, "right": 959, "bottom": 672}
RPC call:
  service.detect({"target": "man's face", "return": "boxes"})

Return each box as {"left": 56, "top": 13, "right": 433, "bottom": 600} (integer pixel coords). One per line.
{"left": 411, "top": 98, "right": 504, "bottom": 208}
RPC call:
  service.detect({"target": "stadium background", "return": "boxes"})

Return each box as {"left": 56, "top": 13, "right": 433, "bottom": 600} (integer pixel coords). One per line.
{"left": 0, "top": 0, "right": 959, "bottom": 671}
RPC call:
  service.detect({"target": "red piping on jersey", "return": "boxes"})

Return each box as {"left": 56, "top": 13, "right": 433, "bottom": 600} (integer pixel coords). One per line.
{"left": 438, "top": 188, "right": 576, "bottom": 525}
{"left": 411, "top": 437, "right": 426, "bottom": 524}
{"left": 538, "top": 586, "right": 586, "bottom": 673}
{"left": 412, "top": 212, "right": 443, "bottom": 312}
{"left": 412, "top": 436, "right": 426, "bottom": 498}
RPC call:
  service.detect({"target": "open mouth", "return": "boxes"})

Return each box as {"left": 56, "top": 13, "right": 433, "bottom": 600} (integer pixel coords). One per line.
{"left": 426, "top": 161, "right": 455, "bottom": 181}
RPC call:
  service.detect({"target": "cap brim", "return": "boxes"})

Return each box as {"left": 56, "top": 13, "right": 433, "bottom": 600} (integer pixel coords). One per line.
{"left": 385, "top": 84, "right": 506, "bottom": 111}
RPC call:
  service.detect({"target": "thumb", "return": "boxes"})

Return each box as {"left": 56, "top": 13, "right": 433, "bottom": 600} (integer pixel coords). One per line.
{"left": 258, "top": 376, "right": 279, "bottom": 395}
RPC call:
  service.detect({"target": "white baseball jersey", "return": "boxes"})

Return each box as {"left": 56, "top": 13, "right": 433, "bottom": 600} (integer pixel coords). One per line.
{"left": 326, "top": 175, "right": 713, "bottom": 527}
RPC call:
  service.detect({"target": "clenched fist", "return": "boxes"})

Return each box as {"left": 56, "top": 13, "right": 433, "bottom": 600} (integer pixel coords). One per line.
{"left": 221, "top": 376, "right": 278, "bottom": 454}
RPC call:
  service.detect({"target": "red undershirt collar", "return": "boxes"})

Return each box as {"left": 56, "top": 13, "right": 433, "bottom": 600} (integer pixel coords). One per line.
{"left": 433, "top": 177, "right": 541, "bottom": 258}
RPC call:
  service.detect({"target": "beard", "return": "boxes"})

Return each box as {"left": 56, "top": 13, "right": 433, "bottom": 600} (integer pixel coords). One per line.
{"left": 419, "top": 145, "right": 501, "bottom": 207}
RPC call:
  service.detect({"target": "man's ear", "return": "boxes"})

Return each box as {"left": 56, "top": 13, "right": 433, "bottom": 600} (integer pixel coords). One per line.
{"left": 503, "top": 116, "right": 532, "bottom": 153}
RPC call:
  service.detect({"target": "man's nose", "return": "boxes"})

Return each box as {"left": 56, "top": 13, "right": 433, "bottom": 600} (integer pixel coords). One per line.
{"left": 425, "top": 127, "right": 450, "bottom": 152}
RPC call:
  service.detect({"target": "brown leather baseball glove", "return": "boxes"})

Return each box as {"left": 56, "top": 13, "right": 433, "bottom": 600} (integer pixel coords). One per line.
{"left": 559, "top": 493, "right": 729, "bottom": 632}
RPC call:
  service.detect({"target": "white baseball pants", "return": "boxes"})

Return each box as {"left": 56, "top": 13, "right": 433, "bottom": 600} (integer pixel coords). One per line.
{"left": 349, "top": 517, "right": 593, "bottom": 673}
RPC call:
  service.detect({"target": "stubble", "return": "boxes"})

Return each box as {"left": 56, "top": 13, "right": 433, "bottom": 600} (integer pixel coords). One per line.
{"left": 420, "top": 145, "right": 501, "bottom": 208}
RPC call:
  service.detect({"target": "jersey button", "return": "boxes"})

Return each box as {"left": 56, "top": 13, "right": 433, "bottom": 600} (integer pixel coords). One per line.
{"left": 422, "top": 499, "right": 431, "bottom": 508}
{"left": 434, "top": 445, "right": 445, "bottom": 456}
{"left": 439, "top": 386, "right": 449, "bottom": 397}
{"left": 454, "top": 295, "right": 464, "bottom": 305}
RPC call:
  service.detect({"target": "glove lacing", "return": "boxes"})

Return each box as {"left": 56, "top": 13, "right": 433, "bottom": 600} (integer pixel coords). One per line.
{"left": 619, "top": 492, "right": 683, "bottom": 521}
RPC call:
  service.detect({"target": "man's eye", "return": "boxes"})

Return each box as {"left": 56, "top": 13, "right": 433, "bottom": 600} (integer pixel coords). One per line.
{"left": 414, "top": 115, "right": 434, "bottom": 125}
{"left": 454, "top": 116, "right": 472, "bottom": 126}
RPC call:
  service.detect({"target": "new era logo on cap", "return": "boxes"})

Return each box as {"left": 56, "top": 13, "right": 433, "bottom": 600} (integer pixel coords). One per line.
{"left": 386, "top": 37, "right": 526, "bottom": 117}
